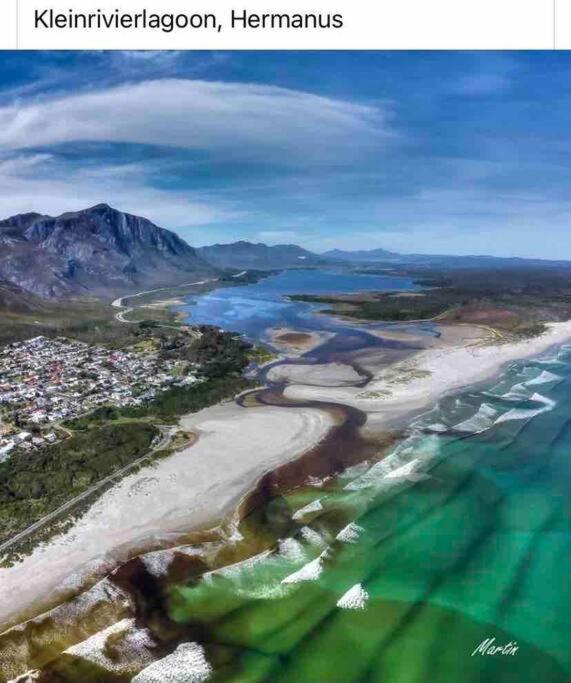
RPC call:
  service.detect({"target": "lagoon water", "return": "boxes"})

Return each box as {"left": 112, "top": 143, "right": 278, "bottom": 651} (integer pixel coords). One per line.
{"left": 170, "top": 345, "right": 571, "bottom": 682}
{"left": 180, "top": 268, "right": 420, "bottom": 341}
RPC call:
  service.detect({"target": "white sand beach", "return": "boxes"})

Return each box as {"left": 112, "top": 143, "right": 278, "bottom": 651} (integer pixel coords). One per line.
{"left": 0, "top": 402, "right": 334, "bottom": 628}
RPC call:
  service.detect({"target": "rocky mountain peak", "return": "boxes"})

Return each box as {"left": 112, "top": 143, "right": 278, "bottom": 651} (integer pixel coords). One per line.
{"left": 0, "top": 205, "right": 216, "bottom": 300}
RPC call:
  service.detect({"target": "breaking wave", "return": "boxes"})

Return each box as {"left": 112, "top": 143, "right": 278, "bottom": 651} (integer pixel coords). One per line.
{"left": 494, "top": 392, "right": 555, "bottom": 424}
{"left": 453, "top": 402, "right": 498, "bottom": 433}
{"left": 525, "top": 370, "right": 562, "bottom": 386}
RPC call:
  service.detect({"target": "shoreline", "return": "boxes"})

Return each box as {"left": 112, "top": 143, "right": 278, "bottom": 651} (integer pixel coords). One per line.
{"left": 283, "top": 321, "right": 571, "bottom": 433}
{"left": 0, "top": 402, "right": 336, "bottom": 631}
{"left": 2, "top": 317, "right": 571, "bottom": 645}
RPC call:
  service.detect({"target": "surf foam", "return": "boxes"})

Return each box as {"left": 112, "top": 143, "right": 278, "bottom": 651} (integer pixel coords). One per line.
{"left": 337, "top": 583, "right": 369, "bottom": 610}
{"left": 132, "top": 642, "right": 212, "bottom": 683}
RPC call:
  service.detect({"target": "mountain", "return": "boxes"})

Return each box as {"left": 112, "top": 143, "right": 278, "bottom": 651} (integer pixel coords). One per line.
{"left": 0, "top": 279, "right": 44, "bottom": 314}
{"left": 198, "top": 241, "right": 326, "bottom": 270}
{"left": 0, "top": 204, "right": 217, "bottom": 300}
{"left": 322, "top": 247, "right": 400, "bottom": 263}
{"left": 321, "top": 247, "right": 571, "bottom": 270}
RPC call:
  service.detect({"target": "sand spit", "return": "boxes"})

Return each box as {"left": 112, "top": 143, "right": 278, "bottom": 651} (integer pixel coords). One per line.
{"left": 0, "top": 403, "right": 334, "bottom": 629}
{"left": 283, "top": 321, "right": 571, "bottom": 433}
{"left": 269, "top": 327, "right": 334, "bottom": 354}
{"left": 267, "top": 362, "right": 364, "bottom": 387}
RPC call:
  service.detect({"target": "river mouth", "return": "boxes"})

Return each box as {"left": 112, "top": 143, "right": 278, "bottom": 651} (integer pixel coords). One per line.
{"left": 3, "top": 282, "right": 570, "bottom": 682}
{"left": 0, "top": 311, "right": 421, "bottom": 679}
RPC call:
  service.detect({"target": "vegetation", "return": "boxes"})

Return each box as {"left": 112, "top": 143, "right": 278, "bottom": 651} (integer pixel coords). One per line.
{"left": 0, "top": 297, "right": 170, "bottom": 348}
{"left": 0, "top": 321, "right": 257, "bottom": 557}
{"left": 290, "top": 266, "right": 571, "bottom": 337}
{"left": 0, "top": 422, "right": 157, "bottom": 544}
{"left": 248, "top": 344, "right": 278, "bottom": 364}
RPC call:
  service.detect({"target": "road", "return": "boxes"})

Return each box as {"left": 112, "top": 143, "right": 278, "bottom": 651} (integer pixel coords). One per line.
{"left": 112, "top": 278, "right": 219, "bottom": 323}
{"left": 0, "top": 426, "right": 174, "bottom": 557}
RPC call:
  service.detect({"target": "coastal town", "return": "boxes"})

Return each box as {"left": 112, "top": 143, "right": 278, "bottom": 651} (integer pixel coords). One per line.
{"left": 0, "top": 335, "right": 200, "bottom": 461}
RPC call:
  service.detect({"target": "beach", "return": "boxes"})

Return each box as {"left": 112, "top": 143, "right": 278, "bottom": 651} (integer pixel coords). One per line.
{"left": 0, "top": 402, "right": 335, "bottom": 629}
{"left": 283, "top": 321, "right": 571, "bottom": 432}
{"left": 267, "top": 361, "right": 365, "bottom": 386}
{"left": 3, "top": 319, "right": 571, "bottom": 642}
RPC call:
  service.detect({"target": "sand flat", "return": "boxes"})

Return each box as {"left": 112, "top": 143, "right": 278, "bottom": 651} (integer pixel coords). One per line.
{"left": 268, "top": 327, "right": 334, "bottom": 354}
{"left": 283, "top": 321, "right": 571, "bottom": 431}
{"left": 267, "top": 362, "right": 364, "bottom": 387}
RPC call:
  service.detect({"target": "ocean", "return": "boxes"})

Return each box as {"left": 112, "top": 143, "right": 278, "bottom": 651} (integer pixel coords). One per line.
{"left": 167, "top": 343, "right": 571, "bottom": 682}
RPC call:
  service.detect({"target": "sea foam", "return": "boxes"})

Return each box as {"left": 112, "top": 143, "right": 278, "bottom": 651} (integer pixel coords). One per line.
{"left": 292, "top": 499, "right": 323, "bottom": 521}
{"left": 453, "top": 402, "right": 497, "bottom": 433}
{"left": 525, "top": 370, "right": 562, "bottom": 386}
{"left": 337, "top": 583, "right": 369, "bottom": 610}
{"left": 495, "top": 392, "right": 555, "bottom": 424}
{"left": 336, "top": 522, "right": 364, "bottom": 544}
{"left": 132, "top": 642, "right": 212, "bottom": 683}
{"left": 281, "top": 556, "right": 324, "bottom": 584}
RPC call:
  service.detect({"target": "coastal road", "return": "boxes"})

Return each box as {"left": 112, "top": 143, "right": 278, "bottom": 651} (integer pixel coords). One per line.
{"left": 0, "top": 426, "right": 174, "bottom": 557}
{"left": 112, "top": 278, "right": 219, "bottom": 323}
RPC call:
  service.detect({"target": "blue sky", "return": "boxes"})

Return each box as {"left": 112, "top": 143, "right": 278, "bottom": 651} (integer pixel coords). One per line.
{"left": 0, "top": 51, "right": 570, "bottom": 257}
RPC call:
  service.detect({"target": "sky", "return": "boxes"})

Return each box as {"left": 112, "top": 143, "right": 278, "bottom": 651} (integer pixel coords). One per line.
{"left": 0, "top": 51, "right": 570, "bottom": 258}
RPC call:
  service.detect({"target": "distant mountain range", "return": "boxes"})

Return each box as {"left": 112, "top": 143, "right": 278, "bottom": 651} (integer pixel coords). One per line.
{"left": 2, "top": 203, "right": 570, "bottom": 309}
{"left": 323, "top": 247, "right": 571, "bottom": 269}
{"left": 323, "top": 248, "right": 400, "bottom": 263}
{"left": 0, "top": 204, "right": 215, "bottom": 300}
{"left": 197, "top": 241, "right": 325, "bottom": 270}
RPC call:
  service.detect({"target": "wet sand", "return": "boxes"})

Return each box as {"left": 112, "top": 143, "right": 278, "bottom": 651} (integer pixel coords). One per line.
{"left": 283, "top": 321, "right": 571, "bottom": 433}
{"left": 267, "top": 362, "right": 364, "bottom": 387}
{"left": 269, "top": 327, "right": 334, "bottom": 354}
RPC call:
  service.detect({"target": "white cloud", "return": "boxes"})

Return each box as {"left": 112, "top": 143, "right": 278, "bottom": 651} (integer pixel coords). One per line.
{"left": 0, "top": 152, "right": 235, "bottom": 230}
{"left": 0, "top": 79, "right": 390, "bottom": 164}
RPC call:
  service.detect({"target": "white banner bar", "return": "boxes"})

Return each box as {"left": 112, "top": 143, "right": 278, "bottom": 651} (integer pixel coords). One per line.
{"left": 0, "top": 0, "right": 559, "bottom": 50}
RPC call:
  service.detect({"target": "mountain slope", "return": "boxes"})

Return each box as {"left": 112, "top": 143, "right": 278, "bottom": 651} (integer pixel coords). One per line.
{"left": 198, "top": 241, "right": 325, "bottom": 269}
{"left": 0, "top": 280, "right": 45, "bottom": 314}
{"left": 0, "top": 204, "right": 217, "bottom": 299}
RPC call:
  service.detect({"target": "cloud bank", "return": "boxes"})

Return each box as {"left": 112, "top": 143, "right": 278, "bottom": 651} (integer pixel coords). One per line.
{"left": 0, "top": 79, "right": 389, "bottom": 164}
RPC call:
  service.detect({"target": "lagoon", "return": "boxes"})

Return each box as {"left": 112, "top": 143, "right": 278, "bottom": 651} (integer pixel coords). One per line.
{"left": 179, "top": 268, "right": 420, "bottom": 341}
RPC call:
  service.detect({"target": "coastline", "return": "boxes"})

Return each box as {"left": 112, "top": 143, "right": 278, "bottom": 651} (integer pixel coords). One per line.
{"left": 2, "top": 317, "right": 571, "bottom": 648}
{"left": 283, "top": 321, "right": 571, "bottom": 433}
{"left": 0, "top": 402, "right": 336, "bottom": 630}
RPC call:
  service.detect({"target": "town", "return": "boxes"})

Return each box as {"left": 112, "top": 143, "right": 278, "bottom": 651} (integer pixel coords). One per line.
{"left": 0, "top": 335, "right": 200, "bottom": 461}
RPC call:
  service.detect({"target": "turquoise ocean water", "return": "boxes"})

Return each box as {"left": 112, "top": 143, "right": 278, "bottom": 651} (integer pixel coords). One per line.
{"left": 170, "top": 343, "right": 571, "bottom": 682}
